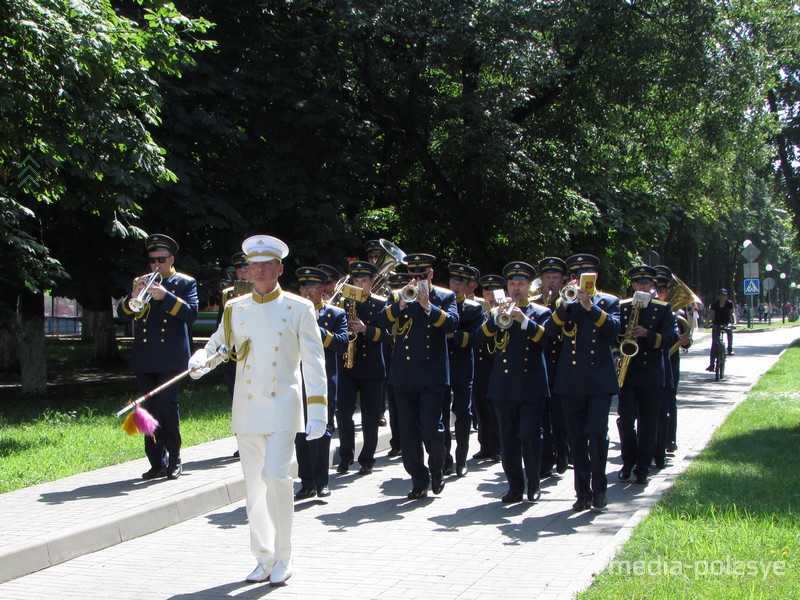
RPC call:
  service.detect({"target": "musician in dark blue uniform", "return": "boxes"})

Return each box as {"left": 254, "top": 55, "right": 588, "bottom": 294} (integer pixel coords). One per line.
{"left": 544, "top": 253, "right": 619, "bottom": 511}
{"left": 336, "top": 261, "right": 389, "bottom": 475}
{"left": 616, "top": 265, "right": 678, "bottom": 485}
{"left": 536, "top": 257, "right": 570, "bottom": 477}
{"left": 119, "top": 234, "right": 198, "bottom": 480}
{"left": 471, "top": 274, "right": 505, "bottom": 463}
{"left": 379, "top": 253, "right": 459, "bottom": 499}
{"left": 385, "top": 272, "right": 414, "bottom": 458}
{"left": 294, "top": 267, "right": 349, "bottom": 499}
{"left": 442, "top": 263, "right": 483, "bottom": 478}
{"left": 316, "top": 263, "right": 344, "bottom": 432}
{"left": 480, "top": 261, "right": 550, "bottom": 502}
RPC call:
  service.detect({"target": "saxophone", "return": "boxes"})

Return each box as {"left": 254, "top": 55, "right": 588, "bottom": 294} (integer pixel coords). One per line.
{"left": 616, "top": 291, "right": 651, "bottom": 387}
{"left": 341, "top": 284, "right": 366, "bottom": 370}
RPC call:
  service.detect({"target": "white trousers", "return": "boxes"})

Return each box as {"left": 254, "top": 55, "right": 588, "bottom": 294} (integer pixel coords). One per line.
{"left": 237, "top": 432, "right": 295, "bottom": 564}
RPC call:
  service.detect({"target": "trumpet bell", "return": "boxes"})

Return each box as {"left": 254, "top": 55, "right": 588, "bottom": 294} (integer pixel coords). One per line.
{"left": 400, "top": 283, "right": 419, "bottom": 303}
{"left": 559, "top": 284, "right": 579, "bottom": 304}
{"left": 495, "top": 312, "right": 513, "bottom": 329}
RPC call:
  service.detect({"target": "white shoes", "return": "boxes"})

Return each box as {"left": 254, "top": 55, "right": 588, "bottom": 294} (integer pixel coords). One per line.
{"left": 245, "top": 561, "right": 273, "bottom": 583}
{"left": 270, "top": 559, "right": 293, "bottom": 585}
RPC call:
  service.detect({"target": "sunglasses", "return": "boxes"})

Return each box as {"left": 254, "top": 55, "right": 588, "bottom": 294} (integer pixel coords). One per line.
{"left": 148, "top": 256, "right": 171, "bottom": 264}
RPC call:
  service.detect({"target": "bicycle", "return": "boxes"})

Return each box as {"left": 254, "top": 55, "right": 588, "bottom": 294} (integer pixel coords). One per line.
{"left": 712, "top": 325, "right": 731, "bottom": 381}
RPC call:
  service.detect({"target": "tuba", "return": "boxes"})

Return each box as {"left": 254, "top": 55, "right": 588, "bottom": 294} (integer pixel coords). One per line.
{"left": 130, "top": 271, "right": 163, "bottom": 313}
{"left": 371, "top": 239, "right": 407, "bottom": 297}
{"left": 664, "top": 274, "right": 702, "bottom": 313}
{"left": 616, "top": 291, "right": 651, "bottom": 387}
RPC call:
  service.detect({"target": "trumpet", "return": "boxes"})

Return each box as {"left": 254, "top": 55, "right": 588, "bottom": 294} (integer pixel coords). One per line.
{"left": 494, "top": 298, "right": 517, "bottom": 330}
{"left": 400, "top": 279, "right": 427, "bottom": 303}
{"left": 559, "top": 283, "right": 579, "bottom": 304}
{"left": 130, "top": 271, "right": 163, "bottom": 313}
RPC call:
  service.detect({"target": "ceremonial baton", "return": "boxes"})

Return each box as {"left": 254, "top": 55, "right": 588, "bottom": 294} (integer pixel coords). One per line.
{"left": 115, "top": 345, "right": 230, "bottom": 418}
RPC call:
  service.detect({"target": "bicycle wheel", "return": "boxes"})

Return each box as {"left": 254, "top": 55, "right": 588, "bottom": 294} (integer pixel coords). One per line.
{"left": 716, "top": 342, "right": 725, "bottom": 381}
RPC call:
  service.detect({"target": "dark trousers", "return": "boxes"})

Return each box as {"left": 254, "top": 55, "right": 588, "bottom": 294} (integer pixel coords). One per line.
{"left": 472, "top": 373, "right": 500, "bottom": 455}
{"left": 295, "top": 431, "right": 331, "bottom": 488}
{"left": 387, "top": 383, "right": 402, "bottom": 451}
{"left": 394, "top": 384, "right": 447, "bottom": 490}
{"left": 562, "top": 393, "right": 612, "bottom": 500}
{"left": 656, "top": 355, "right": 680, "bottom": 458}
{"left": 494, "top": 398, "right": 545, "bottom": 494}
{"left": 617, "top": 386, "right": 661, "bottom": 476}
{"left": 136, "top": 371, "right": 182, "bottom": 469}
{"left": 442, "top": 383, "right": 472, "bottom": 469}
{"left": 337, "top": 376, "right": 384, "bottom": 468}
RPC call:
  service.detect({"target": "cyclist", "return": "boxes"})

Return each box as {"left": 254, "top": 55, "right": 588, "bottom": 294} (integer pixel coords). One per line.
{"left": 706, "top": 288, "right": 736, "bottom": 372}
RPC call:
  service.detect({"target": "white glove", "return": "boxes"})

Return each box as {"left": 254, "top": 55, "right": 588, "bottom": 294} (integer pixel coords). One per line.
{"left": 188, "top": 349, "right": 210, "bottom": 380}
{"left": 305, "top": 419, "right": 327, "bottom": 441}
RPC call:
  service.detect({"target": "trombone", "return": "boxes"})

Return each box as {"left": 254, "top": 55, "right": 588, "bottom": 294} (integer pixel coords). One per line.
{"left": 130, "top": 271, "right": 163, "bottom": 313}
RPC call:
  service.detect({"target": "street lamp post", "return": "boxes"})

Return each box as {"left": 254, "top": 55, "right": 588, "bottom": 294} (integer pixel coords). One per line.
{"left": 780, "top": 273, "right": 787, "bottom": 323}
{"left": 765, "top": 263, "right": 773, "bottom": 325}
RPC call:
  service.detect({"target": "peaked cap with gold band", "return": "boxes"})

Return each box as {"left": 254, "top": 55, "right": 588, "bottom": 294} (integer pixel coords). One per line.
{"left": 479, "top": 274, "right": 506, "bottom": 291}
{"left": 146, "top": 233, "right": 179, "bottom": 254}
{"left": 627, "top": 265, "right": 657, "bottom": 282}
{"left": 242, "top": 234, "right": 289, "bottom": 263}
{"left": 388, "top": 272, "right": 413, "bottom": 288}
{"left": 503, "top": 261, "right": 536, "bottom": 281}
{"left": 405, "top": 253, "right": 436, "bottom": 273}
{"left": 364, "top": 239, "right": 383, "bottom": 257}
{"left": 654, "top": 265, "right": 673, "bottom": 285}
{"left": 448, "top": 263, "right": 478, "bottom": 282}
{"left": 565, "top": 253, "right": 600, "bottom": 273}
{"left": 348, "top": 260, "right": 378, "bottom": 277}
{"left": 296, "top": 266, "right": 328, "bottom": 285}
{"left": 231, "top": 251, "right": 248, "bottom": 268}
{"left": 316, "top": 264, "right": 341, "bottom": 283}
{"left": 538, "top": 256, "right": 567, "bottom": 274}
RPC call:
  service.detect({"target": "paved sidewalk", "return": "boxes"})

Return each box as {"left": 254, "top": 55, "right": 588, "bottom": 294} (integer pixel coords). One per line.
{"left": 0, "top": 327, "right": 796, "bottom": 599}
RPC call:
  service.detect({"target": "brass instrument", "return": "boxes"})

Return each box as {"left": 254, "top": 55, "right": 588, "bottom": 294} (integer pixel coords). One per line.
{"left": 616, "top": 291, "right": 651, "bottom": 387}
{"left": 341, "top": 283, "right": 366, "bottom": 369}
{"left": 664, "top": 274, "right": 702, "bottom": 313}
{"left": 232, "top": 280, "right": 254, "bottom": 296}
{"left": 494, "top": 298, "right": 517, "bottom": 330}
{"left": 130, "top": 271, "right": 163, "bottom": 313}
{"left": 400, "top": 283, "right": 419, "bottom": 303}
{"left": 559, "top": 283, "right": 579, "bottom": 304}
{"left": 372, "top": 239, "right": 407, "bottom": 297}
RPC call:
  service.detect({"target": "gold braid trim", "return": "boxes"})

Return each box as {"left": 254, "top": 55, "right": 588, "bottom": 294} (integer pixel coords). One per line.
{"left": 394, "top": 316, "right": 413, "bottom": 338}
{"left": 494, "top": 330, "right": 510, "bottom": 352}
{"left": 222, "top": 302, "right": 250, "bottom": 362}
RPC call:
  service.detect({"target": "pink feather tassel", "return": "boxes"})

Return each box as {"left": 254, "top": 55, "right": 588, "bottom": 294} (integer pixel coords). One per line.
{"left": 133, "top": 406, "right": 159, "bottom": 438}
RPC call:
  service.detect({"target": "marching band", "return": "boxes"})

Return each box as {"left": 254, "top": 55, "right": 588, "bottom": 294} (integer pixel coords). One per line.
{"left": 124, "top": 233, "right": 695, "bottom": 583}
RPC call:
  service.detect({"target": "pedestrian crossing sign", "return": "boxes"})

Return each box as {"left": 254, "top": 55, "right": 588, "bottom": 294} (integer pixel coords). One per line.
{"left": 744, "top": 279, "right": 760, "bottom": 295}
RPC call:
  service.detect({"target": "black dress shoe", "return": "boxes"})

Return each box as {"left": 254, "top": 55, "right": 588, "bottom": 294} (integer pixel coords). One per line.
{"left": 442, "top": 466, "right": 453, "bottom": 476}
{"left": 501, "top": 491, "right": 523, "bottom": 503}
{"left": 388, "top": 448, "right": 402, "bottom": 458}
{"left": 490, "top": 453, "right": 502, "bottom": 463}
{"left": 336, "top": 459, "right": 353, "bottom": 474}
{"left": 431, "top": 477, "right": 445, "bottom": 495}
{"left": 316, "top": 486, "right": 331, "bottom": 498}
{"left": 294, "top": 487, "right": 317, "bottom": 500}
{"left": 166, "top": 458, "right": 182, "bottom": 480}
{"left": 142, "top": 466, "right": 167, "bottom": 480}
{"left": 233, "top": 450, "right": 240, "bottom": 459}
{"left": 634, "top": 469, "right": 648, "bottom": 485}
{"left": 653, "top": 458, "right": 666, "bottom": 470}
{"left": 556, "top": 455, "right": 569, "bottom": 475}
{"left": 407, "top": 488, "right": 428, "bottom": 500}
{"left": 572, "top": 497, "right": 592, "bottom": 511}
{"left": 618, "top": 467, "right": 632, "bottom": 481}
{"left": 358, "top": 465, "right": 373, "bottom": 475}
{"left": 456, "top": 464, "right": 468, "bottom": 477}
{"left": 666, "top": 442, "right": 678, "bottom": 453}
{"left": 592, "top": 492, "right": 607, "bottom": 509}
{"left": 527, "top": 483, "right": 541, "bottom": 502}
{"left": 472, "top": 449, "right": 492, "bottom": 460}
{"left": 540, "top": 469, "right": 553, "bottom": 479}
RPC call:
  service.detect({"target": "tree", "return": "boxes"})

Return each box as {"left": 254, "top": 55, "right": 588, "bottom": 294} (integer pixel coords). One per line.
{"left": 0, "top": 0, "right": 213, "bottom": 393}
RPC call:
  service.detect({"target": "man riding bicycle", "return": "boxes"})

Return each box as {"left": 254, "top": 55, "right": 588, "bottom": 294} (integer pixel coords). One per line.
{"left": 706, "top": 288, "right": 736, "bottom": 372}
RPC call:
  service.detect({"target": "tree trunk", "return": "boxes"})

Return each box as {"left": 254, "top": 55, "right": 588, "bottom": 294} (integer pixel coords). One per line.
{"left": 18, "top": 291, "right": 47, "bottom": 396}
{"left": 87, "top": 307, "right": 120, "bottom": 363}
{"left": 81, "top": 309, "right": 94, "bottom": 341}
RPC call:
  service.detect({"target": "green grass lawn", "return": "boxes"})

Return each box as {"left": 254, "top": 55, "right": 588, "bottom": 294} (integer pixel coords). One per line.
{"left": 578, "top": 343, "right": 800, "bottom": 599}
{"left": 0, "top": 338, "right": 233, "bottom": 493}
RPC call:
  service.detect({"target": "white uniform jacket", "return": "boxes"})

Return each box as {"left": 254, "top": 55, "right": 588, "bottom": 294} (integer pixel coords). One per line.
{"left": 204, "top": 286, "right": 328, "bottom": 434}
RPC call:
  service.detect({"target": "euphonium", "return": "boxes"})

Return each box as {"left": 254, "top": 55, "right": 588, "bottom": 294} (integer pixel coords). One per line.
{"left": 616, "top": 291, "right": 651, "bottom": 387}
{"left": 129, "top": 271, "right": 163, "bottom": 313}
